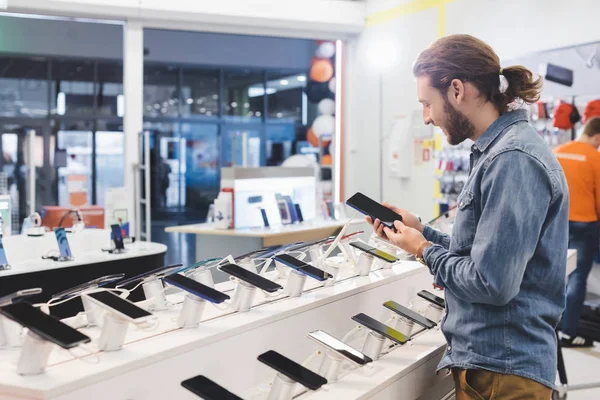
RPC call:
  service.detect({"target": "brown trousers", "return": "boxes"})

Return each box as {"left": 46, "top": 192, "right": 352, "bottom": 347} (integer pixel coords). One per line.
{"left": 452, "top": 369, "right": 553, "bottom": 400}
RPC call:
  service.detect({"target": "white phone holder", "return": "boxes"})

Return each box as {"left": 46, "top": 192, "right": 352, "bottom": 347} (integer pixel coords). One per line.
{"left": 0, "top": 314, "right": 23, "bottom": 348}
{"left": 16, "top": 331, "right": 54, "bottom": 375}
{"left": 318, "top": 350, "right": 344, "bottom": 383}
{"left": 267, "top": 373, "right": 296, "bottom": 400}
{"left": 394, "top": 316, "right": 415, "bottom": 338}
{"left": 81, "top": 295, "right": 104, "bottom": 327}
{"left": 230, "top": 280, "right": 256, "bottom": 312}
{"left": 190, "top": 267, "right": 215, "bottom": 289}
{"left": 356, "top": 253, "right": 375, "bottom": 276}
{"left": 362, "top": 331, "right": 385, "bottom": 361}
{"left": 274, "top": 260, "right": 291, "bottom": 280}
{"left": 340, "top": 241, "right": 357, "bottom": 265}
{"left": 177, "top": 294, "right": 207, "bottom": 328}
{"left": 285, "top": 269, "right": 307, "bottom": 298}
{"left": 425, "top": 303, "right": 444, "bottom": 323}
{"left": 322, "top": 261, "right": 340, "bottom": 287}
{"left": 98, "top": 312, "right": 129, "bottom": 352}
{"left": 239, "top": 260, "right": 258, "bottom": 275}
{"left": 57, "top": 255, "right": 74, "bottom": 262}
{"left": 142, "top": 279, "right": 168, "bottom": 311}
{"left": 308, "top": 247, "right": 324, "bottom": 269}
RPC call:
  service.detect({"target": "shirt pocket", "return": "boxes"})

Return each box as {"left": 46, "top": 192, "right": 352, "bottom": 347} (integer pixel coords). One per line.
{"left": 451, "top": 190, "right": 476, "bottom": 249}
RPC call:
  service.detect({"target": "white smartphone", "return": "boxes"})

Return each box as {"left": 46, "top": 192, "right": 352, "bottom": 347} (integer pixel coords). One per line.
{"left": 82, "top": 291, "right": 155, "bottom": 324}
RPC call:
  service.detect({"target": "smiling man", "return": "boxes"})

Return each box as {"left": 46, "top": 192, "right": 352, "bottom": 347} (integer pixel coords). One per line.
{"left": 368, "top": 35, "right": 569, "bottom": 399}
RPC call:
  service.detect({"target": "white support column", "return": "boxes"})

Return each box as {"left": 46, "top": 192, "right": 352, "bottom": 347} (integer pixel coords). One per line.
{"left": 123, "top": 20, "right": 144, "bottom": 236}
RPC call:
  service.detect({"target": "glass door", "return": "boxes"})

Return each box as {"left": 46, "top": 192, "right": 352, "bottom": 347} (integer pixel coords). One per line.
{"left": 56, "top": 121, "right": 93, "bottom": 208}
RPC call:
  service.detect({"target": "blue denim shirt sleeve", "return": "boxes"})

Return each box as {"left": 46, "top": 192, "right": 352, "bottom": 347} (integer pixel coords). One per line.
{"left": 423, "top": 150, "right": 554, "bottom": 306}
{"left": 422, "top": 225, "right": 451, "bottom": 250}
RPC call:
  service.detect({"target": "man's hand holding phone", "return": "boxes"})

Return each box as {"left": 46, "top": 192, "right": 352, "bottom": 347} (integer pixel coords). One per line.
{"left": 366, "top": 203, "right": 427, "bottom": 255}
{"left": 366, "top": 203, "right": 424, "bottom": 239}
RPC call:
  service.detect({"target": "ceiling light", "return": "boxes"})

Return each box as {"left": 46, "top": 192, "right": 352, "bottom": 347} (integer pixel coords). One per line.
{"left": 297, "top": 76, "right": 306, "bottom": 82}
{"left": 280, "top": 80, "right": 289, "bottom": 86}
{"left": 231, "top": 102, "right": 238, "bottom": 108}
{"left": 186, "top": 98, "right": 193, "bottom": 104}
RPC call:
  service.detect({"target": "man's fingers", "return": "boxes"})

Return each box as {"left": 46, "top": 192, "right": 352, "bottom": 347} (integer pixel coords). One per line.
{"left": 394, "top": 220, "right": 406, "bottom": 231}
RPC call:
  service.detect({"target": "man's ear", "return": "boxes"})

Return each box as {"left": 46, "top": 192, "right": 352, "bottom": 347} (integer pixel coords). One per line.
{"left": 449, "top": 78, "right": 465, "bottom": 105}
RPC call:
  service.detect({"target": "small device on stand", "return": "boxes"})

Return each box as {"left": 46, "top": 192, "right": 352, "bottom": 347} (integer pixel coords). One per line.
{"left": 24, "top": 212, "right": 45, "bottom": 237}
{"left": 115, "top": 264, "right": 183, "bottom": 311}
{"left": 181, "top": 375, "right": 244, "bottom": 399}
{"left": 417, "top": 290, "right": 446, "bottom": 322}
{"left": 258, "top": 350, "right": 328, "bottom": 400}
{"left": 0, "top": 302, "right": 91, "bottom": 375}
{"left": 82, "top": 291, "right": 154, "bottom": 351}
{"left": 53, "top": 227, "right": 74, "bottom": 262}
{"left": 383, "top": 300, "right": 436, "bottom": 338}
{"left": 108, "top": 224, "right": 126, "bottom": 254}
{"left": 0, "top": 288, "right": 43, "bottom": 348}
{"left": 352, "top": 313, "right": 407, "bottom": 360}
{"left": 273, "top": 254, "right": 332, "bottom": 297}
{"left": 219, "top": 263, "right": 282, "bottom": 312}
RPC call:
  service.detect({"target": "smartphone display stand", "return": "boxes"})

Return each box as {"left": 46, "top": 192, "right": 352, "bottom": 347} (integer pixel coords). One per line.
{"left": 97, "top": 312, "right": 129, "bottom": 351}
{"left": 340, "top": 241, "right": 357, "bottom": 265}
{"left": 0, "top": 263, "right": 10, "bottom": 271}
{"left": 267, "top": 373, "right": 297, "bottom": 400}
{"left": 355, "top": 253, "right": 375, "bottom": 276}
{"left": 425, "top": 303, "right": 444, "bottom": 323}
{"left": 308, "top": 247, "right": 324, "bottom": 269}
{"left": 57, "top": 255, "right": 74, "bottom": 262}
{"left": 239, "top": 260, "right": 258, "bottom": 275}
{"left": 190, "top": 267, "right": 215, "bottom": 289}
{"left": 177, "top": 294, "right": 207, "bottom": 328}
{"left": 361, "top": 331, "right": 386, "bottom": 361}
{"left": 81, "top": 295, "right": 104, "bottom": 327}
{"left": 285, "top": 269, "right": 307, "bottom": 298}
{"left": 142, "top": 279, "right": 169, "bottom": 311}
{"left": 318, "top": 350, "right": 344, "bottom": 383}
{"left": 230, "top": 280, "right": 256, "bottom": 312}
{"left": 0, "top": 314, "right": 22, "bottom": 348}
{"left": 16, "top": 330, "right": 54, "bottom": 375}
{"left": 394, "top": 316, "right": 415, "bottom": 338}
{"left": 274, "top": 260, "right": 291, "bottom": 280}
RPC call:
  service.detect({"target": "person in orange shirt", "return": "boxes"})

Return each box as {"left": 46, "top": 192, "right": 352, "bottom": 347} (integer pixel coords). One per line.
{"left": 555, "top": 117, "right": 600, "bottom": 347}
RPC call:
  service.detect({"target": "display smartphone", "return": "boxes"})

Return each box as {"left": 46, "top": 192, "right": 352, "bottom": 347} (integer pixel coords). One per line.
{"left": 0, "top": 288, "right": 43, "bottom": 307}
{"left": 110, "top": 224, "right": 125, "bottom": 251}
{"left": 0, "top": 235, "right": 9, "bottom": 267}
{"left": 181, "top": 375, "right": 243, "bottom": 400}
{"left": 326, "top": 200, "right": 336, "bottom": 220}
{"left": 257, "top": 350, "right": 327, "bottom": 391}
{"left": 234, "top": 246, "right": 282, "bottom": 263}
{"left": 260, "top": 208, "right": 270, "bottom": 228}
{"left": 82, "top": 291, "right": 154, "bottom": 323}
{"left": 351, "top": 313, "right": 408, "bottom": 345}
{"left": 54, "top": 227, "right": 73, "bottom": 260}
{"left": 277, "top": 199, "right": 292, "bottom": 225}
{"left": 284, "top": 196, "right": 299, "bottom": 223}
{"left": 323, "top": 231, "right": 364, "bottom": 246}
{"left": 294, "top": 204, "right": 304, "bottom": 223}
{"left": 346, "top": 192, "right": 403, "bottom": 229}
{"left": 163, "top": 274, "right": 230, "bottom": 304}
{"left": 285, "top": 237, "right": 334, "bottom": 252}
{"left": 51, "top": 273, "right": 125, "bottom": 301}
{"left": 219, "top": 263, "right": 282, "bottom": 293}
{"left": 383, "top": 300, "right": 436, "bottom": 329}
{"left": 417, "top": 290, "right": 445, "bottom": 309}
{"left": 307, "top": 330, "right": 372, "bottom": 365}
{"left": 116, "top": 263, "right": 183, "bottom": 287}
{"left": 273, "top": 254, "right": 332, "bottom": 281}
{"left": 177, "top": 258, "right": 222, "bottom": 275}
{"left": 349, "top": 242, "right": 398, "bottom": 263}
{"left": 0, "top": 302, "right": 91, "bottom": 348}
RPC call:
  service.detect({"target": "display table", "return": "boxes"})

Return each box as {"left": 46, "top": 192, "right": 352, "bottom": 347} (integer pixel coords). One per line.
{"left": 0, "top": 230, "right": 167, "bottom": 318}
{"left": 165, "top": 219, "right": 368, "bottom": 259}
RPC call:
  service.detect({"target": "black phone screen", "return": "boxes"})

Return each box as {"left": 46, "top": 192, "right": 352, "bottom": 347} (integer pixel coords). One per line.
{"left": 383, "top": 300, "right": 436, "bottom": 329}
{"left": 274, "top": 254, "right": 332, "bottom": 281}
{"left": 219, "top": 264, "right": 282, "bottom": 293}
{"left": 308, "top": 330, "right": 372, "bottom": 365}
{"left": 164, "top": 274, "right": 230, "bottom": 304}
{"left": 258, "top": 350, "right": 327, "bottom": 390}
{"left": 294, "top": 204, "right": 304, "bottom": 223}
{"left": 0, "top": 302, "right": 90, "bottom": 348}
{"left": 417, "top": 290, "right": 445, "bottom": 309}
{"left": 111, "top": 224, "right": 125, "bottom": 250}
{"left": 54, "top": 227, "right": 72, "bottom": 258}
{"left": 86, "top": 291, "right": 152, "bottom": 320}
{"left": 346, "top": 192, "right": 403, "bottom": 228}
{"left": 260, "top": 208, "right": 270, "bottom": 228}
{"left": 352, "top": 313, "right": 407, "bottom": 344}
{"left": 349, "top": 242, "right": 398, "bottom": 263}
{"left": 181, "top": 375, "right": 243, "bottom": 400}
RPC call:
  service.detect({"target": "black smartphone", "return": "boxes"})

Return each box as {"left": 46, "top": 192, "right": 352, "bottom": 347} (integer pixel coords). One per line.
{"left": 181, "top": 375, "right": 243, "bottom": 400}
{"left": 349, "top": 242, "right": 398, "bottom": 263}
{"left": 111, "top": 224, "right": 125, "bottom": 250}
{"left": 83, "top": 291, "right": 154, "bottom": 323}
{"left": 294, "top": 204, "right": 304, "bottom": 223}
{"left": 285, "top": 237, "right": 333, "bottom": 252}
{"left": 383, "top": 300, "right": 436, "bottom": 329}
{"left": 273, "top": 254, "right": 332, "bottom": 281}
{"left": 257, "top": 350, "right": 327, "bottom": 391}
{"left": 51, "top": 274, "right": 125, "bottom": 301}
{"left": 260, "top": 208, "right": 270, "bottom": 228}
{"left": 163, "top": 274, "right": 230, "bottom": 304}
{"left": 0, "top": 288, "right": 43, "bottom": 307}
{"left": 54, "top": 227, "right": 73, "bottom": 259}
{"left": 307, "top": 330, "right": 372, "bottom": 365}
{"left": 351, "top": 313, "right": 408, "bottom": 345}
{"left": 0, "top": 302, "right": 91, "bottom": 349}
{"left": 417, "top": 290, "right": 445, "bottom": 309}
{"left": 116, "top": 263, "right": 183, "bottom": 287}
{"left": 219, "top": 264, "right": 282, "bottom": 293}
{"left": 346, "top": 192, "right": 403, "bottom": 229}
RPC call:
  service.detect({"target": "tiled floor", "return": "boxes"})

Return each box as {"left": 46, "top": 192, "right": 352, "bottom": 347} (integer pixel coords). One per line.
{"left": 558, "top": 344, "right": 600, "bottom": 399}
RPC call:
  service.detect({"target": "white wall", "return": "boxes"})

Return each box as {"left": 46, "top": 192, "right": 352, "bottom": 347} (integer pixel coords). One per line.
{"left": 346, "top": 0, "right": 600, "bottom": 221}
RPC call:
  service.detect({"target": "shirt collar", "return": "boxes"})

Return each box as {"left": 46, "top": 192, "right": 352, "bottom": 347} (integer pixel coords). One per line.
{"left": 473, "top": 109, "right": 529, "bottom": 153}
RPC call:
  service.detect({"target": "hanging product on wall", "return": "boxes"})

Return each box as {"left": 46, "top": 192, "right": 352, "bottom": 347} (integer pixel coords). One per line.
{"left": 315, "top": 41, "right": 336, "bottom": 59}
{"left": 583, "top": 99, "right": 600, "bottom": 123}
{"left": 310, "top": 59, "right": 334, "bottom": 83}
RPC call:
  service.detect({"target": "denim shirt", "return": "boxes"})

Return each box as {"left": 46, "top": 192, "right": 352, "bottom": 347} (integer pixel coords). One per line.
{"left": 422, "top": 109, "right": 569, "bottom": 388}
